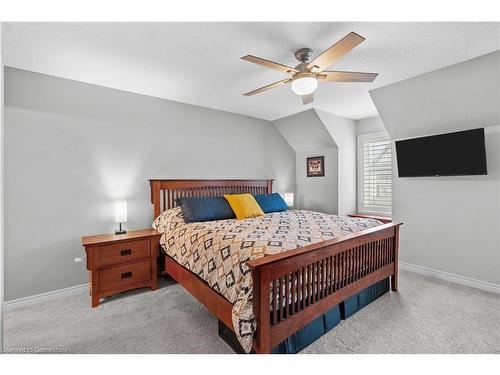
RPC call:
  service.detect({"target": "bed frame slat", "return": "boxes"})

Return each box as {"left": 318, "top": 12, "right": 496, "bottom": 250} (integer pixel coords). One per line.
{"left": 150, "top": 179, "right": 273, "bottom": 218}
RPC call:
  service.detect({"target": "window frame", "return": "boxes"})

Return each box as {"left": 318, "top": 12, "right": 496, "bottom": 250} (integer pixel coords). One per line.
{"left": 357, "top": 131, "right": 392, "bottom": 216}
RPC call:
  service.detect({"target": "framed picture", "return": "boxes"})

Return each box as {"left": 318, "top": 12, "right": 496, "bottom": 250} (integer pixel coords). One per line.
{"left": 307, "top": 156, "right": 325, "bottom": 177}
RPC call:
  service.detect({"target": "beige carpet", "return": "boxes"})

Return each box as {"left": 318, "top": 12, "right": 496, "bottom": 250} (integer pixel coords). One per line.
{"left": 4, "top": 270, "right": 500, "bottom": 354}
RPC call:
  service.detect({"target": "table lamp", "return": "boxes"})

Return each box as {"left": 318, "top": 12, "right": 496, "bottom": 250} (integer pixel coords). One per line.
{"left": 113, "top": 200, "right": 127, "bottom": 235}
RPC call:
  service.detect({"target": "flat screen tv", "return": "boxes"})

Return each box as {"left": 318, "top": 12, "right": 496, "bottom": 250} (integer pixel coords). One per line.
{"left": 395, "top": 128, "right": 487, "bottom": 177}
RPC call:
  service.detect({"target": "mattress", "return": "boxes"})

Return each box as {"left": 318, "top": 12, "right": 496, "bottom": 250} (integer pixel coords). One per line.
{"left": 153, "top": 207, "right": 382, "bottom": 353}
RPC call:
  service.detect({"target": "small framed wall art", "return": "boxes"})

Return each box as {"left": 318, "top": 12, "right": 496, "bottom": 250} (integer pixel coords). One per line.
{"left": 306, "top": 156, "right": 325, "bottom": 177}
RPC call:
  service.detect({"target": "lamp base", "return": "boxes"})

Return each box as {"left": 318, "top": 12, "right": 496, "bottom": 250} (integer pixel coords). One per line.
{"left": 115, "top": 222, "right": 126, "bottom": 235}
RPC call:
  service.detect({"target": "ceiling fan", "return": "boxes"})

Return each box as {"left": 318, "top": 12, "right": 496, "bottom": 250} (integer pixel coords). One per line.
{"left": 241, "top": 32, "right": 378, "bottom": 105}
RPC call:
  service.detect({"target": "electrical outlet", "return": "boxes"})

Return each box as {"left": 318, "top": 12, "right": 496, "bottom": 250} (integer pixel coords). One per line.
{"left": 74, "top": 256, "right": 86, "bottom": 263}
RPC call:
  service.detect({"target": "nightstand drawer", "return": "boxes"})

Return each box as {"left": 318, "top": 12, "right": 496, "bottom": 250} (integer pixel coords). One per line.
{"left": 97, "top": 239, "right": 150, "bottom": 268}
{"left": 99, "top": 260, "right": 151, "bottom": 294}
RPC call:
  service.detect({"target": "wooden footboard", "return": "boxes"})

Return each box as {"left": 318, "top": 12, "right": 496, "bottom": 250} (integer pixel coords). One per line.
{"left": 247, "top": 222, "right": 401, "bottom": 353}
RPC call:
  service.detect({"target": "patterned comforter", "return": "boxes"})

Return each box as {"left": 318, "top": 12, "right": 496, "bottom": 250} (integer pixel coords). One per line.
{"left": 153, "top": 208, "right": 381, "bottom": 353}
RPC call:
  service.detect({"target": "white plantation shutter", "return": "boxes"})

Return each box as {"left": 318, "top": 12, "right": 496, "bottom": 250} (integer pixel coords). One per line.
{"left": 358, "top": 134, "right": 392, "bottom": 215}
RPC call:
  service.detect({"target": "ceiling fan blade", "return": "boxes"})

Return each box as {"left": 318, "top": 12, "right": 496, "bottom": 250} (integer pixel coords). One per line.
{"left": 242, "top": 55, "right": 299, "bottom": 74}
{"left": 319, "top": 71, "right": 378, "bottom": 82}
{"left": 243, "top": 78, "right": 292, "bottom": 96}
{"left": 301, "top": 93, "right": 314, "bottom": 105}
{"left": 307, "top": 32, "right": 365, "bottom": 72}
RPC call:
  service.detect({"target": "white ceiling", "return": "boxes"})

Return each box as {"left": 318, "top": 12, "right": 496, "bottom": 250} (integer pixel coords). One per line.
{"left": 3, "top": 22, "right": 499, "bottom": 121}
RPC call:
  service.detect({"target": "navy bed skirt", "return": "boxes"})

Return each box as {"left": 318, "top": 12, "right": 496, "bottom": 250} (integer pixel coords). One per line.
{"left": 218, "top": 277, "right": 390, "bottom": 354}
{"left": 340, "top": 277, "right": 390, "bottom": 320}
{"left": 271, "top": 303, "right": 341, "bottom": 354}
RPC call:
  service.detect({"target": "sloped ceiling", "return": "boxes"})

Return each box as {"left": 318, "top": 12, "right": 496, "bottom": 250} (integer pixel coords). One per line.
{"left": 273, "top": 109, "right": 337, "bottom": 152}
{"left": 315, "top": 109, "right": 357, "bottom": 150}
{"left": 370, "top": 50, "right": 500, "bottom": 140}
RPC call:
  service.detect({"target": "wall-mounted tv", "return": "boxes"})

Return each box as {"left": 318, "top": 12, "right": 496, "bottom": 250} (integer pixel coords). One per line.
{"left": 395, "top": 128, "right": 487, "bottom": 177}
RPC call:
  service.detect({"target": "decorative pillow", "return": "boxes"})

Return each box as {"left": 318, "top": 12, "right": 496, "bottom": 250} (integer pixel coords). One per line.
{"left": 253, "top": 193, "right": 289, "bottom": 213}
{"left": 175, "top": 196, "right": 235, "bottom": 222}
{"left": 223, "top": 194, "right": 265, "bottom": 220}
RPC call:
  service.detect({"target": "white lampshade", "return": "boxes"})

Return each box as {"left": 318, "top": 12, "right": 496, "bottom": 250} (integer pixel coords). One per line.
{"left": 283, "top": 193, "right": 294, "bottom": 207}
{"left": 291, "top": 76, "right": 318, "bottom": 96}
{"left": 113, "top": 200, "right": 127, "bottom": 223}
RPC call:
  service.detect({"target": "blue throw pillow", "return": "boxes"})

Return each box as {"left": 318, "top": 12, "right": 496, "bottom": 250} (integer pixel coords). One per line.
{"left": 175, "top": 196, "right": 236, "bottom": 222}
{"left": 253, "top": 193, "right": 289, "bottom": 213}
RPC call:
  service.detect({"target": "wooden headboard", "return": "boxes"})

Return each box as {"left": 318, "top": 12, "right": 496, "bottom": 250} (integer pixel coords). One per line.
{"left": 149, "top": 179, "right": 274, "bottom": 218}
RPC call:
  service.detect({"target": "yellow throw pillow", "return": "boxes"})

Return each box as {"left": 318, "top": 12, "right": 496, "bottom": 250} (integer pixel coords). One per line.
{"left": 224, "top": 194, "right": 265, "bottom": 220}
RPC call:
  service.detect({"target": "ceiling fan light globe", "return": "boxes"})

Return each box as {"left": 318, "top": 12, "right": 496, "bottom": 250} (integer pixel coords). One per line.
{"left": 291, "top": 76, "right": 318, "bottom": 96}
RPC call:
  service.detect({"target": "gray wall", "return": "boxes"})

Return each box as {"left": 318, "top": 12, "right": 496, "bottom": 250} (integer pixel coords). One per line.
{"left": 4, "top": 67, "right": 296, "bottom": 301}
{"left": 273, "top": 109, "right": 338, "bottom": 214}
{"left": 357, "top": 115, "right": 499, "bottom": 285}
{"left": 315, "top": 110, "right": 357, "bottom": 215}
{"left": 392, "top": 127, "right": 499, "bottom": 284}
{"left": 370, "top": 51, "right": 500, "bottom": 285}
{"left": 295, "top": 148, "right": 338, "bottom": 214}
{"left": 272, "top": 108, "right": 358, "bottom": 216}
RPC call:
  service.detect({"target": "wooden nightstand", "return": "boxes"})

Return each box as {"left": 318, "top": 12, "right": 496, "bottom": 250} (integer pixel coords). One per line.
{"left": 82, "top": 229, "right": 162, "bottom": 307}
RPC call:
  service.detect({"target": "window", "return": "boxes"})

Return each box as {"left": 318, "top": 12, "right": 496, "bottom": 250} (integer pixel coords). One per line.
{"left": 357, "top": 132, "right": 392, "bottom": 216}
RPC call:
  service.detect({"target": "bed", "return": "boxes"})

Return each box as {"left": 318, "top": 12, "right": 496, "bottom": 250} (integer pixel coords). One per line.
{"left": 150, "top": 179, "right": 401, "bottom": 353}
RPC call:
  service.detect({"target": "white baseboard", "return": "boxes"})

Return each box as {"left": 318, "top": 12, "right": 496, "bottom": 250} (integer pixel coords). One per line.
{"left": 399, "top": 261, "right": 500, "bottom": 294}
{"left": 3, "top": 263, "right": 498, "bottom": 310}
{"left": 3, "top": 283, "right": 89, "bottom": 311}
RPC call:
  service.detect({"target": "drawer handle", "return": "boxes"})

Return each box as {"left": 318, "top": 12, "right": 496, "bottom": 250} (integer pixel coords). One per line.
{"left": 120, "top": 249, "right": 132, "bottom": 256}
{"left": 121, "top": 271, "right": 132, "bottom": 279}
